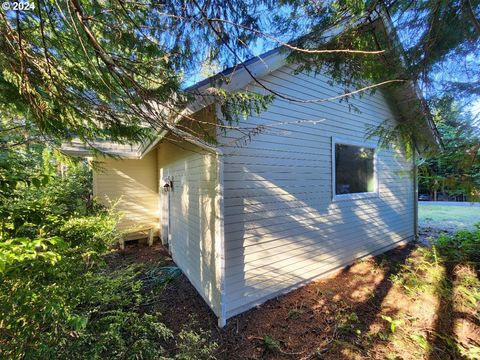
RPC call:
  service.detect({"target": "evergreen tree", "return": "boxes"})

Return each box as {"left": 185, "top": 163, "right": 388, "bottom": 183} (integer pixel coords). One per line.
{"left": 418, "top": 97, "right": 480, "bottom": 200}
{"left": 0, "top": 1, "right": 478, "bottom": 149}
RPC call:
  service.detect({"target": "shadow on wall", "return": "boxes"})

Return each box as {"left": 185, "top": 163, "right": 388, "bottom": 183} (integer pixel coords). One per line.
{"left": 223, "top": 147, "right": 414, "bottom": 316}
{"left": 159, "top": 139, "right": 222, "bottom": 316}
{"left": 96, "top": 152, "right": 159, "bottom": 231}
{"left": 194, "top": 154, "right": 220, "bottom": 312}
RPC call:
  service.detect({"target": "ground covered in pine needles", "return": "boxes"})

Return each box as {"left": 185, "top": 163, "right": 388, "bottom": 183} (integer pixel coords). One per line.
{"left": 116, "top": 232, "right": 480, "bottom": 359}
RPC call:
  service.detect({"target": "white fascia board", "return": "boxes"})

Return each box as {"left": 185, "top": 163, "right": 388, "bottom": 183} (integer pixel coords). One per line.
{"left": 61, "top": 140, "right": 142, "bottom": 159}
{"left": 197, "top": 51, "right": 289, "bottom": 94}
{"left": 139, "top": 50, "right": 290, "bottom": 158}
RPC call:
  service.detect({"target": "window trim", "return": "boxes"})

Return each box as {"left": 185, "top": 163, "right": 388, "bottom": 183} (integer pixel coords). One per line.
{"left": 331, "top": 136, "right": 379, "bottom": 202}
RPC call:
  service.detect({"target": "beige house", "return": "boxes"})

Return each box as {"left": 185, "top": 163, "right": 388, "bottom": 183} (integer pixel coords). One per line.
{"left": 63, "top": 32, "right": 440, "bottom": 327}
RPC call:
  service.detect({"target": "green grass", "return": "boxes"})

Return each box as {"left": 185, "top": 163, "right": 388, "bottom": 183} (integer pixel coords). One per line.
{"left": 419, "top": 204, "right": 480, "bottom": 230}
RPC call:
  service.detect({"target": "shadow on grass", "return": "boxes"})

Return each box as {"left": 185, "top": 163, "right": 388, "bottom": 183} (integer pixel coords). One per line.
{"left": 327, "top": 243, "right": 476, "bottom": 359}
{"left": 427, "top": 260, "right": 477, "bottom": 360}
{"left": 351, "top": 245, "right": 415, "bottom": 336}
{"left": 427, "top": 263, "right": 460, "bottom": 360}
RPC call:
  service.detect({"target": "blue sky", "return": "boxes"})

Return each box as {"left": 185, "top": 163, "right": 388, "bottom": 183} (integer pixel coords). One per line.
{"left": 182, "top": 6, "right": 479, "bottom": 123}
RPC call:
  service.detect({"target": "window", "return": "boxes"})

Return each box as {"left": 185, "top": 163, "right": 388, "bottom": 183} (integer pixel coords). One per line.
{"left": 332, "top": 138, "right": 377, "bottom": 200}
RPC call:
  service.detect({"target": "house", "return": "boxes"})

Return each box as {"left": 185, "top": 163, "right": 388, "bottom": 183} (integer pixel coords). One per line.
{"left": 62, "top": 21, "right": 441, "bottom": 327}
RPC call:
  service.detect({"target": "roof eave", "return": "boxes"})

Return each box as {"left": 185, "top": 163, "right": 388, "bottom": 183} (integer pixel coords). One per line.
{"left": 60, "top": 140, "right": 142, "bottom": 159}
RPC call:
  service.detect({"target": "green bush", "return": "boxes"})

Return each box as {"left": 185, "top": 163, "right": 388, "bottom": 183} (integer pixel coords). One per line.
{"left": 0, "top": 152, "right": 217, "bottom": 359}
{"left": 175, "top": 322, "right": 218, "bottom": 360}
{"left": 0, "top": 212, "right": 199, "bottom": 359}
{"left": 435, "top": 223, "right": 480, "bottom": 264}
{"left": 57, "top": 214, "right": 118, "bottom": 251}
{"left": 0, "top": 143, "right": 218, "bottom": 359}
{"left": 65, "top": 310, "right": 174, "bottom": 359}
{"left": 1, "top": 154, "right": 95, "bottom": 240}
{"left": 0, "top": 213, "right": 116, "bottom": 358}
{"left": 0, "top": 236, "right": 64, "bottom": 273}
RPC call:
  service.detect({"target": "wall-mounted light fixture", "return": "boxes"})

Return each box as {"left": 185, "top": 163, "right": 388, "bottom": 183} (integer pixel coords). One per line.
{"left": 162, "top": 176, "right": 174, "bottom": 192}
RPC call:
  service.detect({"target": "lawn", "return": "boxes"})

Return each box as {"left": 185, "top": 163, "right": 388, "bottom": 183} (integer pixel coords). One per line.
{"left": 419, "top": 203, "right": 480, "bottom": 231}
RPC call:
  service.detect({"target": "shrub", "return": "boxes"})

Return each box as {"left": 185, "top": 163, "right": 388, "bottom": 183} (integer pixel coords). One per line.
{"left": 0, "top": 236, "right": 64, "bottom": 273}
{"left": 175, "top": 327, "right": 218, "bottom": 360}
{"left": 66, "top": 311, "right": 174, "bottom": 359}
{"left": 0, "top": 214, "right": 199, "bottom": 359}
{"left": 0, "top": 149, "right": 218, "bottom": 359}
{"left": 435, "top": 223, "right": 480, "bottom": 264}
{"left": 57, "top": 213, "right": 118, "bottom": 252}
{"left": 0, "top": 213, "right": 119, "bottom": 358}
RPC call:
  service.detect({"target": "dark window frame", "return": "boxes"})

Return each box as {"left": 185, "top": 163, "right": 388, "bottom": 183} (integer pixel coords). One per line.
{"left": 331, "top": 137, "right": 378, "bottom": 201}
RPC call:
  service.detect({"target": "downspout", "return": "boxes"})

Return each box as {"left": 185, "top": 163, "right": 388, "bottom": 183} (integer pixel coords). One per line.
{"left": 413, "top": 145, "right": 419, "bottom": 241}
{"left": 215, "top": 149, "right": 226, "bottom": 327}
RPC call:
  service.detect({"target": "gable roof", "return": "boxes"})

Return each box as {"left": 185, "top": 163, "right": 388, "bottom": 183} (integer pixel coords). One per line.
{"left": 61, "top": 46, "right": 289, "bottom": 158}
{"left": 62, "top": 13, "right": 441, "bottom": 158}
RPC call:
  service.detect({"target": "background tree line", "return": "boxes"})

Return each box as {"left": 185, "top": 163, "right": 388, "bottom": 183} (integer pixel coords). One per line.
{"left": 418, "top": 98, "right": 479, "bottom": 201}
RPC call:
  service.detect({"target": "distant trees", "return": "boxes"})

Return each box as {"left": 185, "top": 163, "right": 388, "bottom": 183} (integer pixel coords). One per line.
{"left": 418, "top": 98, "right": 480, "bottom": 201}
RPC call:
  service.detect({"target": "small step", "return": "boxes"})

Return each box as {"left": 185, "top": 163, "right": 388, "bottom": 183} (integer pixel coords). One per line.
{"left": 119, "top": 227, "right": 154, "bottom": 250}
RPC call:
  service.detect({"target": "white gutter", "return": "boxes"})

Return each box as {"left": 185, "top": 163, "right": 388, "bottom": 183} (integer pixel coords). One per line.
{"left": 139, "top": 98, "right": 209, "bottom": 158}
{"left": 413, "top": 145, "right": 419, "bottom": 240}
{"left": 60, "top": 140, "right": 142, "bottom": 159}
{"left": 138, "top": 49, "right": 288, "bottom": 159}
{"left": 139, "top": 129, "right": 168, "bottom": 159}
{"left": 214, "top": 148, "right": 226, "bottom": 327}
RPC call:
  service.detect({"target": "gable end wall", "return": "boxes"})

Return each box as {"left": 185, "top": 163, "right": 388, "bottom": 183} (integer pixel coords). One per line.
{"left": 219, "top": 64, "right": 415, "bottom": 319}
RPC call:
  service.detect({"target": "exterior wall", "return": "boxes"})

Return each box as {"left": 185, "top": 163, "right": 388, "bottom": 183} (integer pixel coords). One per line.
{"left": 93, "top": 150, "right": 159, "bottom": 232}
{"left": 219, "top": 64, "right": 415, "bottom": 319}
{"left": 157, "top": 138, "right": 223, "bottom": 318}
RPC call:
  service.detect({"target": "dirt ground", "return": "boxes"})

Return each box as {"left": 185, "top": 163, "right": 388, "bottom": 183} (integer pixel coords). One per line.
{"left": 106, "top": 240, "right": 174, "bottom": 269}
{"left": 114, "top": 241, "right": 479, "bottom": 359}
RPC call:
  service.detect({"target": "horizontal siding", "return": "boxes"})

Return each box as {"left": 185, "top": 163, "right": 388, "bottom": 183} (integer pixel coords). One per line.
{"left": 224, "top": 202, "right": 411, "bottom": 240}
{"left": 226, "top": 216, "right": 411, "bottom": 267}
{"left": 219, "top": 65, "right": 414, "bottom": 318}
{"left": 157, "top": 139, "right": 222, "bottom": 317}
{"left": 93, "top": 151, "right": 159, "bottom": 232}
{"left": 226, "top": 236, "right": 409, "bottom": 314}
